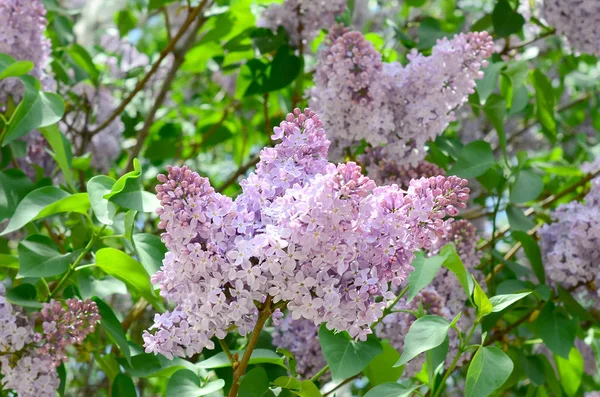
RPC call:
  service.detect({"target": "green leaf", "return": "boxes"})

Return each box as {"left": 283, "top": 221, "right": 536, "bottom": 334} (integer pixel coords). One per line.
{"left": 111, "top": 374, "right": 136, "bottom": 397}
{"left": 0, "top": 169, "right": 34, "bottom": 221}
{"left": 0, "top": 254, "right": 18, "bottom": 269}
{"left": 94, "top": 248, "right": 162, "bottom": 310}
{"left": 319, "top": 325, "right": 382, "bottom": 381}
{"left": 532, "top": 69, "right": 556, "bottom": 140}
{"left": 363, "top": 383, "right": 419, "bottom": 397}
{"left": 407, "top": 251, "right": 444, "bottom": 302}
{"left": 272, "top": 376, "right": 302, "bottom": 391}
{"left": 489, "top": 292, "right": 532, "bottom": 312}
{"left": 87, "top": 176, "right": 117, "bottom": 225}
{"left": 448, "top": 141, "right": 495, "bottom": 179}
{"left": 1, "top": 187, "right": 89, "bottom": 236}
{"left": 166, "top": 369, "right": 225, "bottom": 397}
{"left": 239, "top": 367, "right": 275, "bottom": 397}
{"left": 0, "top": 60, "right": 34, "bottom": 80}
{"left": 17, "top": 234, "right": 73, "bottom": 278}
{"left": 492, "top": 0, "right": 525, "bottom": 37}
{"left": 363, "top": 340, "right": 403, "bottom": 386}
{"left": 417, "top": 18, "right": 446, "bottom": 50}
{"left": 465, "top": 346, "right": 514, "bottom": 397}
{"left": 197, "top": 349, "right": 286, "bottom": 369}
{"left": 483, "top": 94, "right": 507, "bottom": 158}
{"left": 394, "top": 315, "right": 451, "bottom": 367}
{"left": 476, "top": 62, "right": 504, "bottom": 103}
{"left": 103, "top": 159, "right": 159, "bottom": 213}
{"left": 506, "top": 204, "right": 535, "bottom": 232}
{"left": 39, "top": 124, "right": 74, "bottom": 189}
{"left": 116, "top": 9, "right": 137, "bottom": 37}
{"left": 439, "top": 244, "right": 474, "bottom": 298}
{"left": 296, "top": 380, "right": 322, "bottom": 397}
{"left": 557, "top": 286, "right": 595, "bottom": 322}
{"left": 264, "top": 45, "right": 302, "bottom": 92}
{"left": 511, "top": 231, "right": 545, "bottom": 283}
{"left": 117, "top": 353, "right": 195, "bottom": 378}
{"left": 148, "top": 0, "right": 177, "bottom": 10}
{"left": 133, "top": 233, "right": 166, "bottom": 276}
{"left": 510, "top": 170, "right": 543, "bottom": 203}
{"left": 3, "top": 76, "right": 65, "bottom": 146}
{"left": 473, "top": 276, "right": 493, "bottom": 317}
{"left": 92, "top": 297, "right": 131, "bottom": 364}
{"left": 555, "top": 348, "right": 583, "bottom": 397}
{"left": 6, "top": 284, "right": 41, "bottom": 308}
{"left": 67, "top": 44, "right": 99, "bottom": 82}
{"left": 534, "top": 302, "right": 577, "bottom": 359}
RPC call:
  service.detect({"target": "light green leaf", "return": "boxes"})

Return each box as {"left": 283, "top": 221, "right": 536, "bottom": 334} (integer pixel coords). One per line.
{"left": 489, "top": 292, "right": 531, "bottom": 312}
{"left": 166, "top": 369, "right": 225, "bottom": 397}
{"left": 17, "top": 234, "right": 73, "bottom": 278}
{"left": 473, "top": 276, "right": 493, "bottom": 317}
{"left": 197, "top": 349, "right": 286, "bottom": 369}
{"left": 319, "top": 325, "right": 382, "bottom": 381}
{"left": 407, "top": 251, "right": 444, "bottom": 302}
{"left": 0, "top": 169, "right": 34, "bottom": 221}
{"left": 1, "top": 187, "right": 89, "bottom": 236}
{"left": 94, "top": 248, "right": 162, "bottom": 310}
{"left": 394, "top": 315, "right": 451, "bottom": 367}
{"left": 465, "top": 346, "right": 514, "bottom": 397}
{"left": 0, "top": 60, "right": 34, "bottom": 80}
{"left": 0, "top": 254, "right": 18, "bottom": 269}
{"left": 363, "top": 383, "right": 419, "bottom": 397}
{"left": 439, "top": 244, "right": 474, "bottom": 298}
{"left": 555, "top": 348, "right": 583, "bottom": 397}
{"left": 483, "top": 94, "right": 507, "bottom": 158}
{"left": 103, "top": 158, "right": 159, "bottom": 213}
{"left": 3, "top": 75, "right": 65, "bottom": 146}
{"left": 133, "top": 233, "right": 166, "bottom": 276}
{"left": 87, "top": 176, "right": 117, "bottom": 225}
{"left": 448, "top": 141, "right": 495, "bottom": 179}
{"left": 532, "top": 69, "right": 556, "bottom": 140}
{"left": 363, "top": 341, "right": 403, "bottom": 386}
{"left": 39, "top": 124, "right": 74, "bottom": 189}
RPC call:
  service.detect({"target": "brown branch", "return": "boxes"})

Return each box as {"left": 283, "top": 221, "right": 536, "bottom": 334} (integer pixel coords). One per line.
{"left": 88, "top": 1, "right": 209, "bottom": 135}
{"left": 121, "top": 298, "right": 149, "bottom": 332}
{"left": 124, "top": 12, "right": 207, "bottom": 172}
{"left": 228, "top": 297, "right": 275, "bottom": 397}
{"left": 217, "top": 154, "right": 260, "bottom": 193}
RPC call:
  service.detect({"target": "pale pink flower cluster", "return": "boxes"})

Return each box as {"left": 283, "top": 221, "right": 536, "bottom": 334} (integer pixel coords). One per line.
{"left": 543, "top": 0, "right": 600, "bottom": 55}
{"left": 310, "top": 28, "right": 494, "bottom": 165}
{"left": 0, "top": 285, "right": 99, "bottom": 397}
{"left": 258, "top": 0, "right": 346, "bottom": 47}
{"left": 143, "top": 108, "right": 469, "bottom": 359}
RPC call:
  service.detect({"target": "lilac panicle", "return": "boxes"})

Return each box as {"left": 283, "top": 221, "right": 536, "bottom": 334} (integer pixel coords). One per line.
{"left": 310, "top": 28, "right": 494, "bottom": 165}
{"left": 143, "top": 108, "right": 469, "bottom": 359}
{"left": 543, "top": 0, "right": 600, "bottom": 55}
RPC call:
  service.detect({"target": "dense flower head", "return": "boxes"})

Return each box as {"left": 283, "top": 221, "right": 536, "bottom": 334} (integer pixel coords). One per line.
{"left": 258, "top": 0, "right": 346, "bottom": 47}
{"left": 0, "top": 286, "right": 99, "bottom": 396}
{"left": 272, "top": 316, "right": 329, "bottom": 380}
{"left": 543, "top": 0, "right": 600, "bottom": 55}
{"left": 143, "top": 108, "right": 469, "bottom": 359}
{"left": 61, "top": 83, "right": 124, "bottom": 171}
{"left": 310, "top": 28, "right": 494, "bottom": 165}
{"left": 359, "top": 146, "right": 446, "bottom": 188}
{"left": 539, "top": 179, "right": 600, "bottom": 295}
{"left": 0, "top": 0, "right": 53, "bottom": 104}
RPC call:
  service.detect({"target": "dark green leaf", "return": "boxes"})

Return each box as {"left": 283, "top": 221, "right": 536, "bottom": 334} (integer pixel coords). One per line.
{"left": 510, "top": 170, "right": 544, "bottom": 203}
{"left": 448, "top": 141, "right": 495, "bottom": 179}
{"left": 407, "top": 251, "right": 444, "bottom": 302}
{"left": 133, "top": 233, "right": 166, "bottom": 276}
{"left": 40, "top": 124, "right": 75, "bottom": 189}
{"left": 319, "top": 326, "right": 382, "bottom": 381}
{"left": 0, "top": 169, "right": 34, "bottom": 221}
{"left": 67, "top": 44, "right": 99, "bottom": 82}
{"left": 506, "top": 205, "right": 535, "bottom": 232}
{"left": 511, "top": 231, "right": 544, "bottom": 283}
{"left": 239, "top": 367, "right": 275, "bottom": 397}
{"left": 465, "top": 346, "right": 514, "bottom": 397}
{"left": 197, "top": 349, "right": 286, "bottom": 369}
{"left": 483, "top": 94, "right": 507, "bottom": 157}
{"left": 363, "top": 383, "right": 419, "bottom": 397}
{"left": 111, "top": 374, "right": 136, "bottom": 397}
{"left": 92, "top": 297, "right": 131, "bottom": 364}
{"left": 363, "top": 341, "right": 403, "bottom": 386}
{"left": 492, "top": 0, "right": 525, "bottom": 37}
{"left": 532, "top": 69, "right": 556, "bottom": 140}
{"left": 6, "top": 283, "right": 41, "bottom": 308}
{"left": 535, "top": 302, "right": 577, "bottom": 359}
{"left": 18, "top": 234, "right": 72, "bottom": 278}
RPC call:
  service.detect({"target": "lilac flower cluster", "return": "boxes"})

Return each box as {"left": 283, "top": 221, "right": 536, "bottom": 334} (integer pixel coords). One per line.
{"left": 61, "top": 83, "right": 124, "bottom": 171}
{"left": 0, "top": 0, "right": 53, "bottom": 104}
{"left": 359, "top": 146, "right": 446, "bottom": 188}
{"left": 0, "top": 285, "right": 100, "bottom": 397}
{"left": 543, "top": 0, "right": 600, "bottom": 55}
{"left": 309, "top": 28, "right": 494, "bottom": 165}
{"left": 538, "top": 179, "right": 600, "bottom": 296}
{"left": 272, "top": 316, "right": 329, "bottom": 380}
{"left": 143, "top": 108, "right": 469, "bottom": 359}
{"left": 258, "top": 0, "right": 346, "bottom": 47}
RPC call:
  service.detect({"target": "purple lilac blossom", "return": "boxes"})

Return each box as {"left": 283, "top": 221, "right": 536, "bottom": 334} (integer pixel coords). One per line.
{"left": 0, "top": 285, "right": 99, "bottom": 396}
{"left": 61, "top": 83, "right": 124, "bottom": 172}
{"left": 258, "top": 0, "right": 346, "bottom": 47}
{"left": 272, "top": 316, "right": 329, "bottom": 380}
{"left": 359, "top": 146, "right": 446, "bottom": 188}
{"left": 143, "top": 108, "right": 470, "bottom": 359}
{"left": 538, "top": 179, "right": 600, "bottom": 296}
{"left": 309, "top": 28, "right": 494, "bottom": 165}
{"left": 543, "top": 0, "right": 600, "bottom": 55}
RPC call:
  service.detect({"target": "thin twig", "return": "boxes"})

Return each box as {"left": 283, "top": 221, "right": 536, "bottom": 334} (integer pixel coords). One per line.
{"left": 88, "top": 1, "right": 209, "bottom": 135}
{"left": 124, "top": 13, "right": 208, "bottom": 172}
